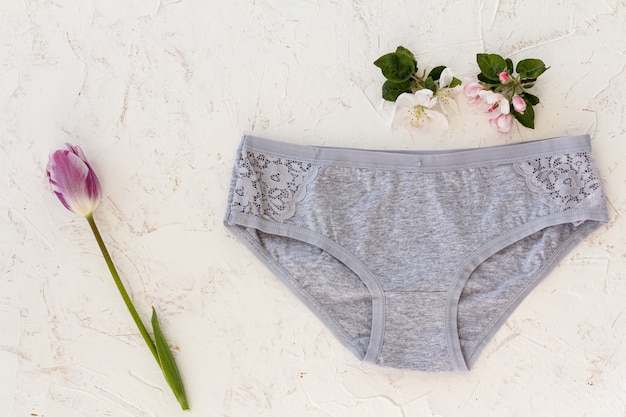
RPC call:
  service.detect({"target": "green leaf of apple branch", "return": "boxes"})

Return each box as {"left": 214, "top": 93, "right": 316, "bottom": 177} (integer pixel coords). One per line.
{"left": 382, "top": 79, "right": 412, "bottom": 101}
{"left": 374, "top": 46, "right": 417, "bottom": 83}
{"left": 476, "top": 53, "right": 507, "bottom": 81}
{"left": 516, "top": 58, "right": 548, "bottom": 80}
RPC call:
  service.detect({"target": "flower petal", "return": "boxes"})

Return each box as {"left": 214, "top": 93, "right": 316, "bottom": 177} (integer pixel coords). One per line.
{"left": 47, "top": 144, "right": 101, "bottom": 216}
{"left": 395, "top": 92, "right": 417, "bottom": 108}
{"left": 425, "top": 109, "right": 449, "bottom": 128}
{"left": 489, "top": 113, "right": 513, "bottom": 133}
{"left": 512, "top": 95, "right": 527, "bottom": 113}
{"left": 436, "top": 88, "right": 459, "bottom": 114}
{"left": 413, "top": 89, "right": 436, "bottom": 108}
{"left": 439, "top": 68, "right": 454, "bottom": 88}
{"left": 463, "top": 80, "right": 484, "bottom": 99}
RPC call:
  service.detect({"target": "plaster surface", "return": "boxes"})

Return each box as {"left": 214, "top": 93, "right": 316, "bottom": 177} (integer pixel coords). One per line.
{"left": 1, "top": 1, "right": 625, "bottom": 416}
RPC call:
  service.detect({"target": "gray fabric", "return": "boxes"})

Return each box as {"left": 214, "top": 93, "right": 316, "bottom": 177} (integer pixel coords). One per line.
{"left": 224, "top": 134, "right": 608, "bottom": 371}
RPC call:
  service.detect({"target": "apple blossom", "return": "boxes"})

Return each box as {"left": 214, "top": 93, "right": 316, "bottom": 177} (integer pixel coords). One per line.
{"left": 394, "top": 89, "right": 448, "bottom": 129}
{"left": 489, "top": 113, "right": 514, "bottom": 133}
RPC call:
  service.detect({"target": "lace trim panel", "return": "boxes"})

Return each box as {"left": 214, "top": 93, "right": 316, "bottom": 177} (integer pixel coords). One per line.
{"left": 513, "top": 151, "right": 604, "bottom": 214}
{"left": 230, "top": 150, "right": 320, "bottom": 222}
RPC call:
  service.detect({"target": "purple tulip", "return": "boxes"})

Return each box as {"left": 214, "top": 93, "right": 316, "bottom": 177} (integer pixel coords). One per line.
{"left": 45, "top": 142, "right": 189, "bottom": 409}
{"left": 46, "top": 143, "right": 102, "bottom": 217}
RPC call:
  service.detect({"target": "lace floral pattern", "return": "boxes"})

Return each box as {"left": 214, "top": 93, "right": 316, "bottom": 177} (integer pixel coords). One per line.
{"left": 231, "top": 150, "right": 320, "bottom": 222}
{"left": 514, "top": 151, "right": 604, "bottom": 214}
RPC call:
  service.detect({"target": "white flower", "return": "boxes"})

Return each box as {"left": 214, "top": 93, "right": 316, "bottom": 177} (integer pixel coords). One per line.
{"left": 434, "top": 67, "right": 459, "bottom": 114}
{"left": 394, "top": 89, "right": 448, "bottom": 129}
{"left": 439, "top": 67, "right": 455, "bottom": 89}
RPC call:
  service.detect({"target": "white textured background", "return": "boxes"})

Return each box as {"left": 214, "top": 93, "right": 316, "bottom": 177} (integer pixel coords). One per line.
{"left": 1, "top": 1, "right": 625, "bottom": 416}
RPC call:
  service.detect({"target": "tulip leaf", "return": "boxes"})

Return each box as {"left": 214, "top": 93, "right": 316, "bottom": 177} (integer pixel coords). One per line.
{"left": 382, "top": 79, "right": 412, "bottom": 101}
{"left": 151, "top": 308, "right": 189, "bottom": 410}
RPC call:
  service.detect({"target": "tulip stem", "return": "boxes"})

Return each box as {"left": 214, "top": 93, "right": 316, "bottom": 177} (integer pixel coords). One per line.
{"left": 86, "top": 214, "right": 159, "bottom": 364}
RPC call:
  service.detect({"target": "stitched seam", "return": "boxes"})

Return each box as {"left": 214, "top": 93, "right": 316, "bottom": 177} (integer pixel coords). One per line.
{"left": 245, "top": 144, "right": 593, "bottom": 172}
{"left": 229, "top": 212, "right": 386, "bottom": 361}
{"left": 465, "top": 220, "right": 598, "bottom": 362}
{"left": 235, "top": 224, "right": 355, "bottom": 347}
{"left": 447, "top": 208, "right": 607, "bottom": 369}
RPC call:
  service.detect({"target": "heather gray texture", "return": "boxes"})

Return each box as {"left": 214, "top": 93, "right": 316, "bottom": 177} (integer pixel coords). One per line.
{"left": 224, "top": 134, "right": 608, "bottom": 371}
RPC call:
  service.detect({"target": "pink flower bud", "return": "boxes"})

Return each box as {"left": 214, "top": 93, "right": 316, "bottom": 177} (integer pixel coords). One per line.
{"left": 46, "top": 144, "right": 102, "bottom": 217}
{"left": 498, "top": 71, "right": 510, "bottom": 83}
{"left": 512, "top": 95, "right": 527, "bottom": 113}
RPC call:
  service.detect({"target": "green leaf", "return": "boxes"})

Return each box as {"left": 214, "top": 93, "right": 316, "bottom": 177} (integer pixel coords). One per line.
{"left": 477, "top": 73, "right": 499, "bottom": 84}
{"left": 512, "top": 99, "right": 535, "bottom": 129}
{"left": 428, "top": 65, "right": 446, "bottom": 81}
{"left": 522, "top": 92, "right": 540, "bottom": 105}
{"left": 374, "top": 46, "right": 416, "bottom": 83}
{"left": 449, "top": 77, "right": 462, "bottom": 88}
{"left": 505, "top": 58, "right": 514, "bottom": 72}
{"left": 424, "top": 77, "right": 437, "bottom": 93}
{"left": 394, "top": 45, "right": 416, "bottom": 63}
{"left": 516, "top": 58, "right": 547, "bottom": 80}
{"left": 381, "top": 79, "right": 412, "bottom": 101}
{"left": 152, "top": 308, "right": 189, "bottom": 410}
{"left": 476, "top": 53, "right": 507, "bottom": 81}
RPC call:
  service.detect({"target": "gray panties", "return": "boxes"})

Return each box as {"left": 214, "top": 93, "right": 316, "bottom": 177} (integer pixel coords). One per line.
{"left": 224, "top": 134, "right": 608, "bottom": 371}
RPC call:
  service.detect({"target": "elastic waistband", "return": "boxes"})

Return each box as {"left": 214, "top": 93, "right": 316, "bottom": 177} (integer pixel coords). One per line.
{"left": 240, "top": 134, "right": 593, "bottom": 170}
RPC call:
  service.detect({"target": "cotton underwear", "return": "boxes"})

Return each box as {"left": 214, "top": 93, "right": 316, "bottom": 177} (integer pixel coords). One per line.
{"left": 223, "top": 134, "right": 608, "bottom": 371}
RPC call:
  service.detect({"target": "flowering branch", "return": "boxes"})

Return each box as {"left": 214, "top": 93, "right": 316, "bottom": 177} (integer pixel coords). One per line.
{"left": 465, "top": 53, "right": 548, "bottom": 132}
{"left": 374, "top": 46, "right": 462, "bottom": 129}
{"left": 46, "top": 144, "right": 189, "bottom": 410}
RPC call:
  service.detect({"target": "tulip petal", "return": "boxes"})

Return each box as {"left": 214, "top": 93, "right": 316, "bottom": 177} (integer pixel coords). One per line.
{"left": 47, "top": 145, "right": 101, "bottom": 216}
